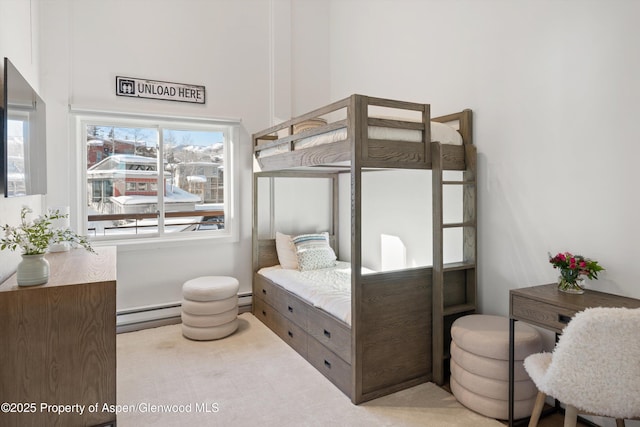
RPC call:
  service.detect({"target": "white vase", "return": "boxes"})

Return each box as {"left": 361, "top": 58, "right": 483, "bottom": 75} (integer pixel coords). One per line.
{"left": 16, "top": 253, "right": 50, "bottom": 286}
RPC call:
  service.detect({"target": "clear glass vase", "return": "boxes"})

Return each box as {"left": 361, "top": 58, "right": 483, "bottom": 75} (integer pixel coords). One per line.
{"left": 557, "top": 276, "right": 585, "bottom": 294}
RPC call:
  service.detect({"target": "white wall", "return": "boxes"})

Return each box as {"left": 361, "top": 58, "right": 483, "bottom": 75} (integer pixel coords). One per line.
{"left": 0, "top": 0, "right": 45, "bottom": 282}
{"left": 323, "top": 4, "right": 640, "bottom": 423}
{"left": 33, "top": 0, "right": 280, "bottom": 313}
{"left": 324, "top": 0, "right": 640, "bottom": 312}
{"left": 291, "top": 0, "right": 331, "bottom": 115}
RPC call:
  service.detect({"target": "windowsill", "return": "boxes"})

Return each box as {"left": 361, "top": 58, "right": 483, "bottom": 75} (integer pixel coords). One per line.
{"left": 90, "top": 231, "right": 239, "bottom": 252}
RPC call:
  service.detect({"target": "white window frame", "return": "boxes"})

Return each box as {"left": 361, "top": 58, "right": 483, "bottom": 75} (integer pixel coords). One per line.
{"left": 73, "top": 109, "right": 240, "bottom": 249}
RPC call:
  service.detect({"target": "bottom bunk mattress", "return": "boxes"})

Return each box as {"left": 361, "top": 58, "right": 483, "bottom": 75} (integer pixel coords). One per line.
{"left": 257, "top": 261, "right": 357, "bottom": 326}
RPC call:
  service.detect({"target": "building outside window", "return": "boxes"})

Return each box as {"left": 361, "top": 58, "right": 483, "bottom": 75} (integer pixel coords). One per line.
{"left": 76, "top": 114, "right": 237, "bottom": 241}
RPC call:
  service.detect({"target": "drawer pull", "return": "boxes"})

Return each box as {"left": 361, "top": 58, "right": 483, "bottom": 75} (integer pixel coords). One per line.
{"left": 262, "top": 310, "right": 267, "bottom": 316}
{"left": 288, "top": 330, "right": 293, "bottom": 338}
{"left": 324, "top": 329, "right": 331, "bottom": 338}
{"left": 262, "top": 289, "right": 267, "bottom": 295}
{"left": 558, "top": 314, "right": 572, "bottom": 324}
{"left": 324, "top": 360, "right": 331, "bottom": 369}
{"left": 288, "top": 305, "right": 293, "bottom": 313}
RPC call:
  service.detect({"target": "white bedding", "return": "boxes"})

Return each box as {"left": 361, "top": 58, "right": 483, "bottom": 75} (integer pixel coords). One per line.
{"left": 258, "top": 120, "right": 462, "bottom": 158}
{"left": 258, "top": 261, "right": 364, "bottom": 326}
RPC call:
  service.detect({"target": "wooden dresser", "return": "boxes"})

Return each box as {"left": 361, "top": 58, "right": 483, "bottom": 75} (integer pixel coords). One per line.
{"left": 0, "top": 247, "right": 117, "bottom": 427}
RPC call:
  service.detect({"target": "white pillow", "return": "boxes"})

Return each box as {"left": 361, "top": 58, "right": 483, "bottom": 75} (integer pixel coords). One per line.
{"left": 430, "top": 121, "right": 463, "bottom": 145}
{"left": 292, "top": 232, "right": 337, "bottom": 271}
{"left": 275, "top": 232, "right": 298, "bottom": 270}
{"left": 372, "top": 115, "right": 463, "bottom": 145}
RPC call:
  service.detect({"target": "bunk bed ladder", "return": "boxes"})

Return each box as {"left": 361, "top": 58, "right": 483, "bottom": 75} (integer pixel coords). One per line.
{"left": 431, "top": 142, "right": 478, "bottom": 385}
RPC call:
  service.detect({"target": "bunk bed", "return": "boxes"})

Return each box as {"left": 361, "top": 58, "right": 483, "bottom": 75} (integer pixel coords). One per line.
{"left": 252, "top": 94, "right": 476, "bottom": 404}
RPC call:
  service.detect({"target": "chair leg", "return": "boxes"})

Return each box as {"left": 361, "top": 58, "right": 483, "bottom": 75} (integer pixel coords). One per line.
{"left": 615, "top": 419, "right": 625, "bottom": 427}
{"left": 563, "top": 405, "right": 578, "bottom": 427}
{"left": 528, "top": 391, "right": 546, "bottom": 427}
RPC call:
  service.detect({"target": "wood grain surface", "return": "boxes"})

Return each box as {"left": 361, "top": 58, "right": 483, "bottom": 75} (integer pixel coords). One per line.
{"left": 0, "top": 247, "right": 117, "bottom": 427}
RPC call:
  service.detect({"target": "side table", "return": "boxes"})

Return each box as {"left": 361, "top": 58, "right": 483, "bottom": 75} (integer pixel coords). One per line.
{"left": 508, "top": 283, "right": 640, "bottom": 426}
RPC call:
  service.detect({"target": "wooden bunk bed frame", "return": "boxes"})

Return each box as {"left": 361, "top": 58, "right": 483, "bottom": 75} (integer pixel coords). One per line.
{"left": 252, "top": 94, "right": 476, "bottom": 404}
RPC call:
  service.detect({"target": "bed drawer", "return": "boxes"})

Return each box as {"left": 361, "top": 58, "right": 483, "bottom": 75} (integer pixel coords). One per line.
{"left": 278, "top": 292, "right": 310, "bottom": 330}
{"left": 307, "top": 309, "right": 351, "bottom": 363}
{"left": 276, "top": 317, "right": 308, "bottom": 358}
{"left": 254, "top": 275, "right": 282, "bottom": 307}
{"left": 253, "top": 297, "right": 282, "bottom": 332}
{"left": 307, "top": 337, "right": 352, "bottom": 397}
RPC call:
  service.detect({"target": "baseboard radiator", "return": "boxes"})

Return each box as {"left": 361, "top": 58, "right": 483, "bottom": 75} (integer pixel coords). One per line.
{"left": 117, "top": 293, "right": 252, "bottom": 333}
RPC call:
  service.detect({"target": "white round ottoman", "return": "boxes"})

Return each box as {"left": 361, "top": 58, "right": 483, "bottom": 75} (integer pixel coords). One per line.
{"left": 181, "top": 276, "right": 239, "bottom": 341}
{"left": 450, "top": 314, "right": 543, "bottom": 420}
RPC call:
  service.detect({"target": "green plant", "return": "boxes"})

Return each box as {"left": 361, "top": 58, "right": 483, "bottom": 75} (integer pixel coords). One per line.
{"left": 0, "top": 207, "right": 94, "bottom": 255}
{"left": 549, "top": 251, "right": 604, "bottom": 284}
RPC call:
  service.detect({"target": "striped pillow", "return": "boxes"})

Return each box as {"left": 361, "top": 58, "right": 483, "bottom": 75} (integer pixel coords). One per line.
{"left": 292, "top": 232, "right": 337, "bottom": 271}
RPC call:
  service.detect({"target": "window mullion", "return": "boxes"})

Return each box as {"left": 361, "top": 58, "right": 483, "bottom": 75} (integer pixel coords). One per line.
{"left": 156, "top": 126, "right": 165, "bottom": 235}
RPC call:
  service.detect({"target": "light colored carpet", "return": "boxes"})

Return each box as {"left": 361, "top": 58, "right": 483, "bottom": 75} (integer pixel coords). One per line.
{"left": 116, "top": 312, "right": 504, "bottom": 427}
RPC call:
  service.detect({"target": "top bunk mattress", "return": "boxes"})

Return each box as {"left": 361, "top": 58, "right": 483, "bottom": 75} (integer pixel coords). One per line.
{"left": 258, "top": 261, "right": 359, "bottom": 326}
{"left": 257, "top": 120, "right": 463, "bottom": 158}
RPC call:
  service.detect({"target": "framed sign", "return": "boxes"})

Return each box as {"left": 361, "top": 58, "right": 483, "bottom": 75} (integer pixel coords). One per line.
{"left": 116, "top": 76, "right": 205, "bottom": 104}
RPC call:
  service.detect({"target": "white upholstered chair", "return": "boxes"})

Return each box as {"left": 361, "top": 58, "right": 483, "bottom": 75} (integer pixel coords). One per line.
{"left": 523, "top": 307, "right": 640, "bottom": 427}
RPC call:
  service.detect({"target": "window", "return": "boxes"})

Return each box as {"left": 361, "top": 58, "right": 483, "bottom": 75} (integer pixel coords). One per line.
{"left": 6, "top": 118, "right": 27, "bottom": 196}
{"left": 76, "top": 113, "right": 238, "bottom": 243}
